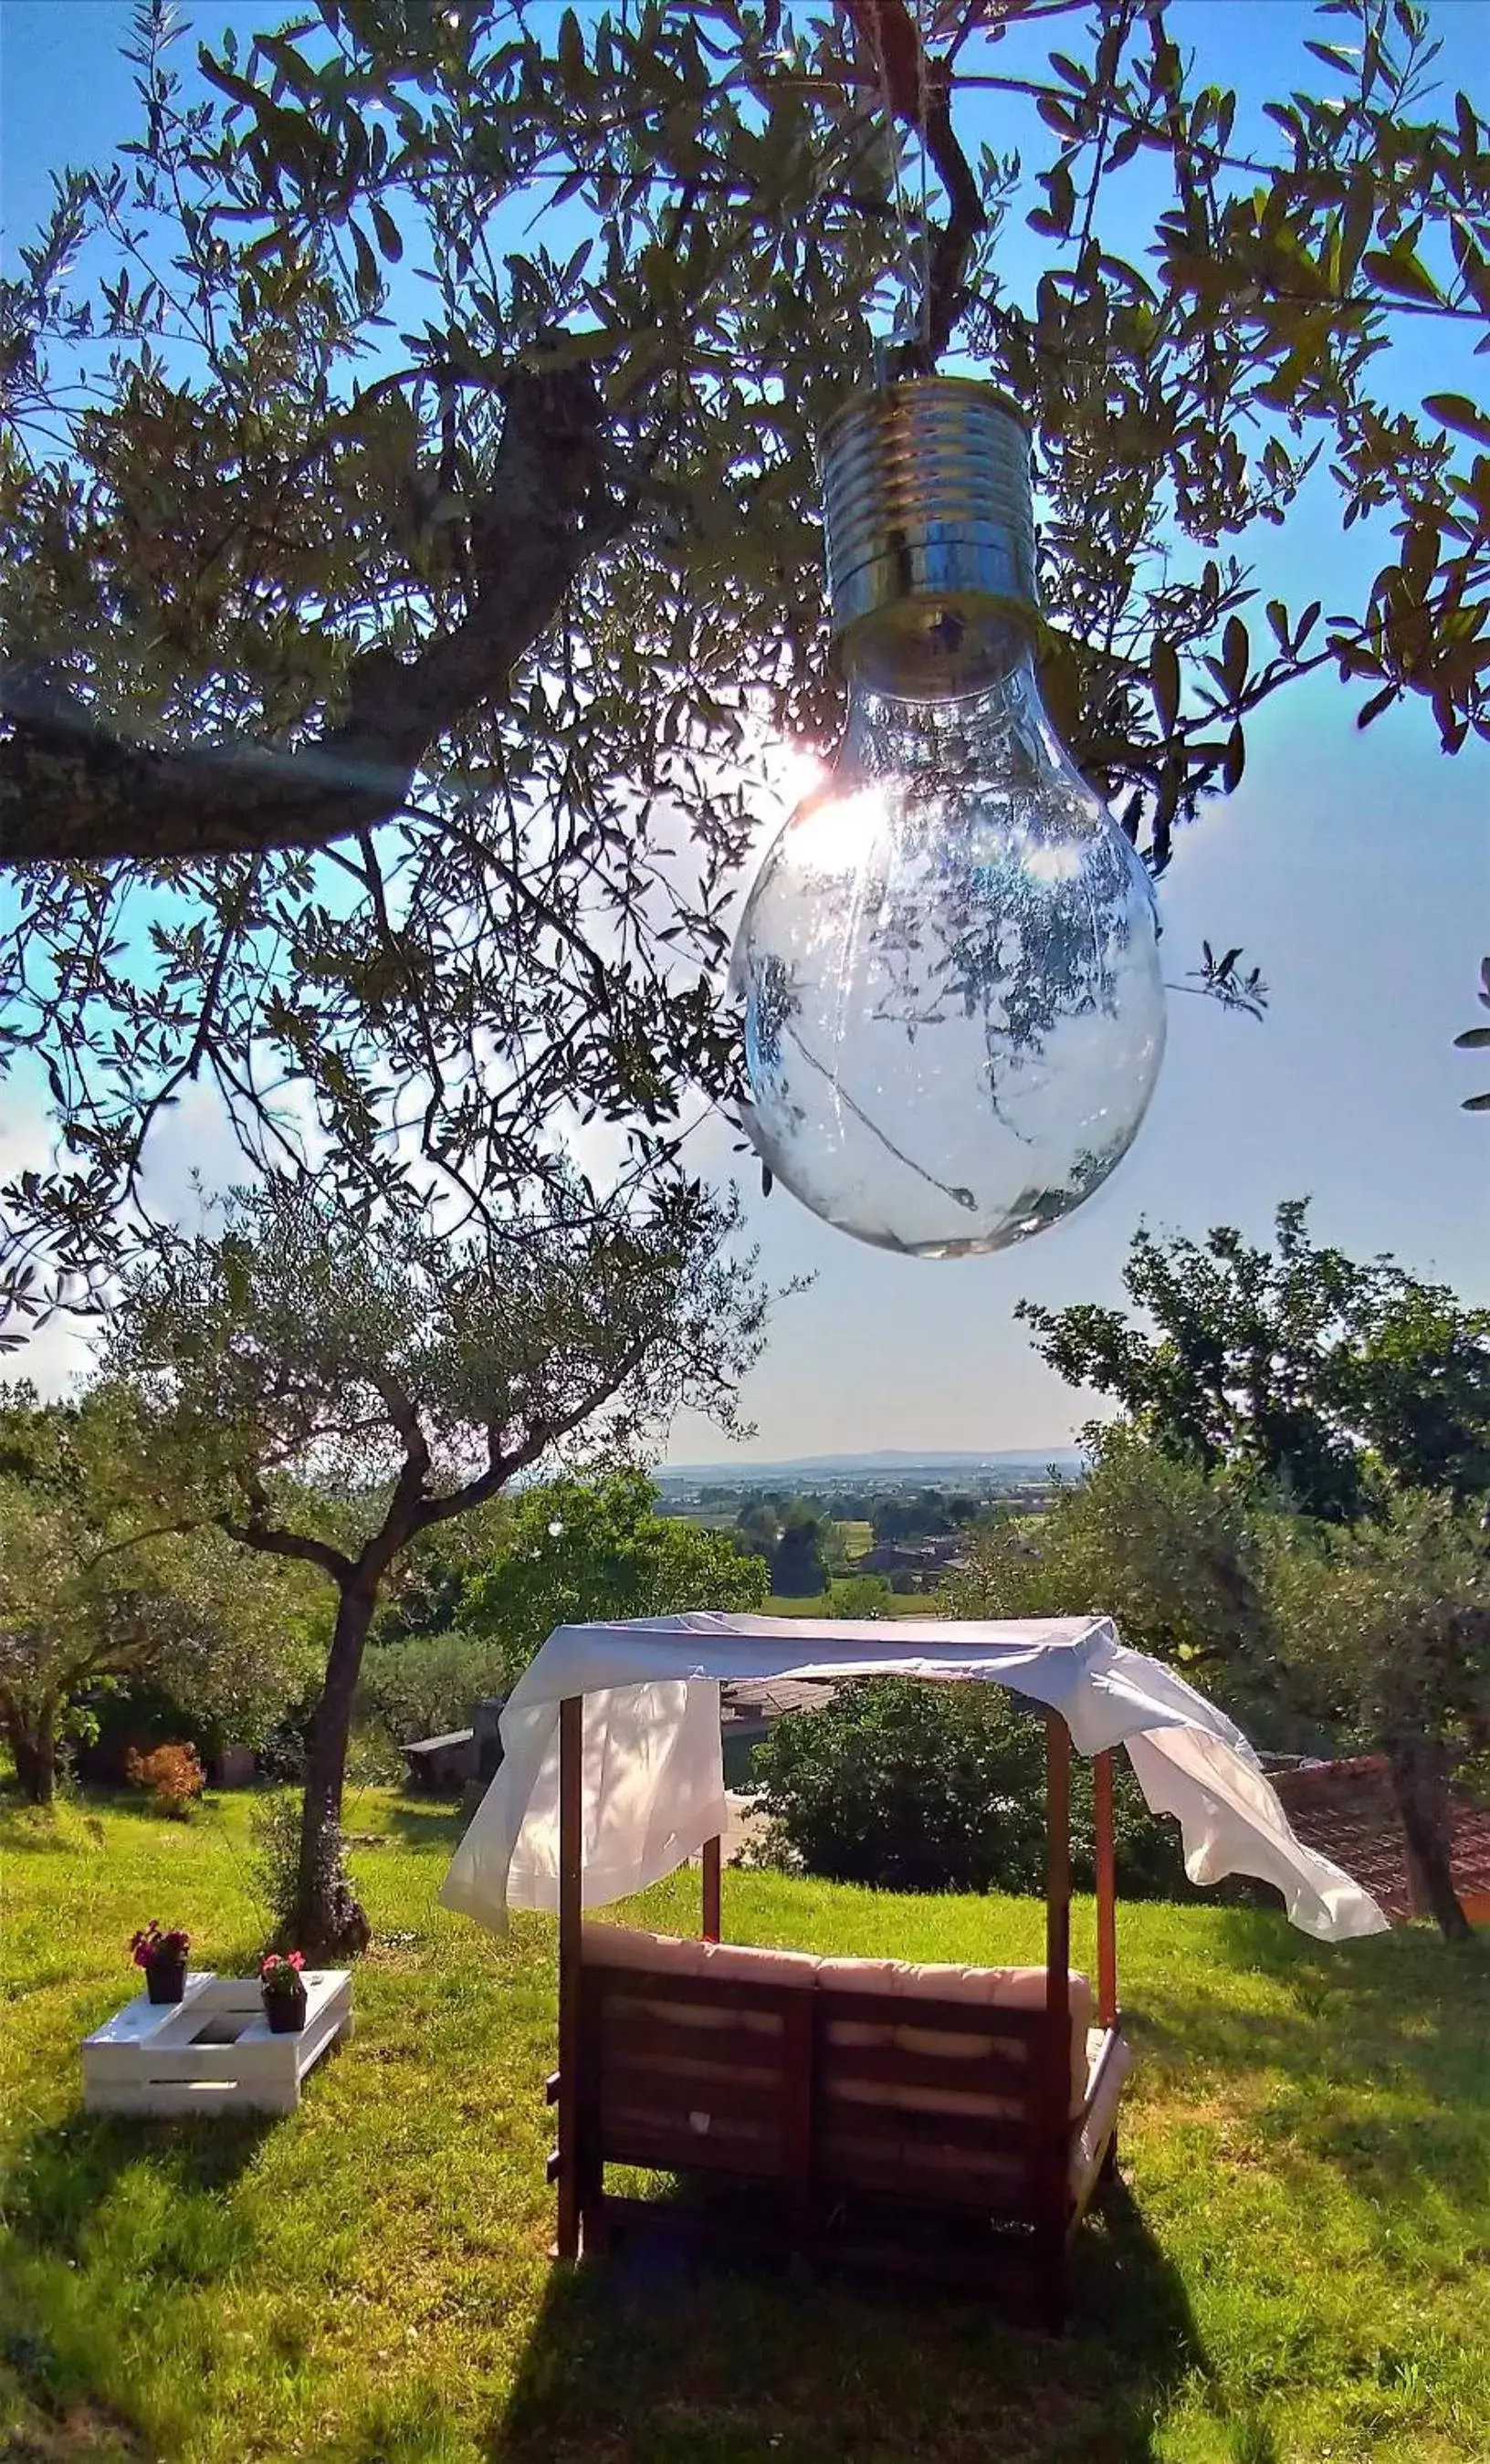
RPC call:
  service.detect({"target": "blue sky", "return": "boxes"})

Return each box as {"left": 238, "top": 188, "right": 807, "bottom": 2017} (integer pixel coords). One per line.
{"left": 3, "top": 1, "right": 1487, "bottom": 1460}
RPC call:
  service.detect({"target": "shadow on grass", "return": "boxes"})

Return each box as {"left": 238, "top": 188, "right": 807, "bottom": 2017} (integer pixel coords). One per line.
{"left": 488, "top": 2181, "right": 1204, "bottom": 2464}
{"left": 1129, "top": 1906, "right": 1490, "bottom": 2238}
{"left": 1133, "top": 1903, "right": 1490, "bottom": 2093}
{"left": 381, "top": 1799, "right": 467, "bottom": 1852}
{"left": 6, "top": 2108, "right": 276, "bottom": 2285}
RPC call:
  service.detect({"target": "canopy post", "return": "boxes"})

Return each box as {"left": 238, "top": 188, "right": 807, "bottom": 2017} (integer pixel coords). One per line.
{"left": 555, "top": 1693, "right": 582, "bottom": 2261}
{"left": 1094, "top": 1746, "right": 1118, "bottom": 2029}
{"left": 1040, "top": 1709, "right": 1073, "bottom": 2329}
{"left": 701, "top": 1834, "right": 722, "bottom": 1943}
{"left": 1044, "top": 1708, "right": 1072, "bottom": 2011}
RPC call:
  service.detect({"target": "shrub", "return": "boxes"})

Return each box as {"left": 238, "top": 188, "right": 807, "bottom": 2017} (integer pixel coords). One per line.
{"left": 832, "top": 1573, "right": 894, "bottom": 1619}
{"left": 248, "top": 1791, "right": 364, "bottom": 1946}
{"left": 247, "top": 1792, "right": 302, "bottom": 1927}
{"left": 754, "top": 1679, "right": 1191, "bottom": 1899}
{"left": 354, "top": 1630, "right": 506, "bottom": 1746}
{"left": 345, "top": 1725, "right": 406, "bottom": 1791}
{"left": 771, "top": 1517, "right": 829, "bottom": 1597}
{"left": 124, "top": 1740, "right": 205, "bottom": 1818}
{"left": 754, "top": 1681, "right": 1046, "bottom": 1893}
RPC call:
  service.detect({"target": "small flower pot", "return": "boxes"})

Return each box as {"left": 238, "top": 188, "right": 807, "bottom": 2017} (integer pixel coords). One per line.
{"left": 262, "top": 1979, "right": 307, "bottom": 2034}
{"left": 144, "top": 1957, "right": 187, "bottom": 2006}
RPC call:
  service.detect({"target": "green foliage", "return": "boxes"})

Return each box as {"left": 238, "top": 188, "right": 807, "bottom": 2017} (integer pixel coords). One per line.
{"left": 958, "top": 1414, "right": 1490, "bottom": 1933}
{"left": 108, "top": 1173, "right": 766, "bottom": 1564}
{"left": 950, "top": 1424, "right": 1272, "bottom": 1698}
{"left": 1018, "top": 1201, "right": 1490, "bottom": 1520}
{"left": 734, "top": 1497, "right": 782, "bottom": 1560}
{"left": 754, "top": 1676, "right": 1188, "bottom": 1900}
{"left": 1258, "top": 1490, "right": 1490, "bottom": 1752}
{"left": 247, "top": 1786, "right": 362, "bottom": 1945}
{"left": 830, "top": 1572, "right": 894, "bottom": 1620}
{"left": 247, "top": 1789, "right": 307, "bottom": 1936}
{"left": 871, "top": 1488, "right": 958, "bottom": 1546}
{"left": 459, "top": 1470, "right": 769, "bottom": 1680}
{"left": 755, "top": 1679, "right": 1044, "bottom": 1892}
{"left": 957, "top": 1420, "right": 1490, "bottom": 1762}
{"left": 0, "top": 1384, "right": 324, "bottom": 1806}
{"left": 5, "top": 4, "right": 1490, "bottom": 1320}
{"left": 356, "top": 1630, "right": 506, "bottom": 1746}
{"left": 373, "top": 1498, "right": 516, "bottom": 1645}
{"left": 102, "top": 1169, "right": 767, "bottom": 1945}
{"left": 770, "top": 1511, "right": 830, "bottom": 1598}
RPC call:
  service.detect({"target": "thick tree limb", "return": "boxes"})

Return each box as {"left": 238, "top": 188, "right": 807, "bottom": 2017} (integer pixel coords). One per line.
{"left": 218, "top": 1514, "right": 353, "bottom": 1587}
{"left": 0, "top": 362, "right": 616, "bottom": 872}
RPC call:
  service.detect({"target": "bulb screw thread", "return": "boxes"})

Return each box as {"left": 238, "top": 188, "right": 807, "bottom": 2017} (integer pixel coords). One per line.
{"left": 819, "top": 379, "right": 1039, "bottom": 686}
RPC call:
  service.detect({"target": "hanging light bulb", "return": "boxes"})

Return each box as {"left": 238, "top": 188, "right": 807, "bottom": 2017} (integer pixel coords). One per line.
{"left": 730, "top": 378, "right": 1166, "bottom": 1256}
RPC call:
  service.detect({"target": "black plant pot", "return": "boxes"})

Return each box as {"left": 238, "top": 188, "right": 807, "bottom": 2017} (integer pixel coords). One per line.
{"left": 263, "top": 1980, "right": 307, "bottom": 2034}
{"left": 144, "top": 1957, "right": 187, "bottom": 2006}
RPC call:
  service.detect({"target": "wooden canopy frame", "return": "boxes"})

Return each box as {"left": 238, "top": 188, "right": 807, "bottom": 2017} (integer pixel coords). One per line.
{"left": 545, "top": 1689, "right": 1124, "bottom": 2328}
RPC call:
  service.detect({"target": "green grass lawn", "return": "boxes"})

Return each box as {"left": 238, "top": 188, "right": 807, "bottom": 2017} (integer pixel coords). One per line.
{"left": 3, "top": 1787, "right": 1488, "bottom": 2464}
{"left": 763, "top": 1586, "right": 932, "bottom": 1617}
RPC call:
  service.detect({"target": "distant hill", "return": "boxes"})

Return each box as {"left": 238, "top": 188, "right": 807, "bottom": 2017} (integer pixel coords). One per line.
{"left": 656, "top": 1448, "right": 1086, "bottom": 1483}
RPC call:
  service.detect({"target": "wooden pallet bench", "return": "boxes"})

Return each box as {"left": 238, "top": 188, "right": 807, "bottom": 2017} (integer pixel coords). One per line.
{"left": 82, "top": 1971, "right": 352, "bottom": 2117}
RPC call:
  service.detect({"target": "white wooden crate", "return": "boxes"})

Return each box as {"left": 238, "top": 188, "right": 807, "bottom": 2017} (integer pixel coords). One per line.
{"left": 82, "top": 1971, "right": 353, "bottom": 2117}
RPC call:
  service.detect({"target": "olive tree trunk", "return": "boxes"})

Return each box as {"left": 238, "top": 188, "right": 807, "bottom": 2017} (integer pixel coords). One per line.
{"left": 4, "top": 1699, "right": 57, "bottom": 1807}
{"left": 289, "top": 1577, "right": 379, "bottom": 1955}
{"left": 1386, "top": 1729, "right": 1472, "bottom": 1944}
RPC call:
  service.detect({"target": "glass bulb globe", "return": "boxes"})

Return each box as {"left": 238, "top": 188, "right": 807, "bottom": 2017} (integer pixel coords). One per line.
{"left": 729, "top": 380, "right": 1166, "bottom": 1258}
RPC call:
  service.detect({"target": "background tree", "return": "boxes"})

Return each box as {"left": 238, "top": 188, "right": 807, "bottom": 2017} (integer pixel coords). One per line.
{"left": 0, "top": 1387, "right": 322, "bottom": 1803}
{"left": 105, "top": 1169, "right": 771, "bottom": 1949}
{"left": 1259, "top": 1495, "right": 1490, "bottom": 1939}
{"left": 1017, "top": 1202, "right": 1490, "bottom": 1522}
{"left": 948, "top": 1422, "right": 1275, "bottom": 1712}
{"left": 771, "top": 1506, "right": 832, "bottom": 1598}
{"left": 754, "top": 1673, "right": 1186, "bottom": 1898}
{"left": 5, "top": 0, "right": 1490, "bottom": 1326}
{"left": 372, "top": 1495, "right": 515, "bottom": 1645}
{"left": 458, "top": 1468, "right": 769, "bottom": 1681}
{"left": 735, "top": 1496, "right": 786, "bottom": 1563}
{"left": 353, "top": 1629, "right": 509, "bottom": 1756}
{"left": 990, "top": 1294, "right": 1490, "bottom": 1936}
{"left": 830, "top": 1570, "right": 894, "bottom": 1620}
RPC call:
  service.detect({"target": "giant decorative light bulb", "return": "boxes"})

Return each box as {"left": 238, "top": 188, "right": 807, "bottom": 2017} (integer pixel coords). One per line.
{"left": 730, "top": 379, "right": 1166, "bottom": 1256}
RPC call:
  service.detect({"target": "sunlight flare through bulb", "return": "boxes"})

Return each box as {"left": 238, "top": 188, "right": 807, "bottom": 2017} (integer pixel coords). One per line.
{"left": 730, "top": 380, "right": 1165, "bottom": 1257}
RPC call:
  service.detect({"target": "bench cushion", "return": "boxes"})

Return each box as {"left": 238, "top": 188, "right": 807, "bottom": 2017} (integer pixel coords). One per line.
{"left": 581, "top": 1923, "right": 816, "bottom": 2044}
{"left": 581, "top": 1924, "right": 817, "bottom": 1986}
{"left": 816, "top": 1956, "right": 1092, "bottom": 2119}
{"left": 1070, "top": 2026, "right": 1133, "bottom": 2208}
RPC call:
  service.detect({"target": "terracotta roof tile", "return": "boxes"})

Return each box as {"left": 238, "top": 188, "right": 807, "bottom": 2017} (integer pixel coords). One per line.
{"left": 1272, "top": 1754, "right": 1490, "bottom": 1924}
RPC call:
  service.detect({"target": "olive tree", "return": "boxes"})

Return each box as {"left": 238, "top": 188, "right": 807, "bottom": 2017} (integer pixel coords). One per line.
{"left": 0, "top": 1384, "right": 322, "bottom": 1803}
{"left": 105, "top": 1169, "right": 771, "bottom": 1949}
{"left": 5, "top": 0, "right": 1490, "bottom": 1327}
{"left": 1017, "top": 1202, "right": 1490, "bottom": 1521}
{"left": 946, "top": 1423, "right": 1284, "bottom": 1735}
{"left": 1259, "top": 1495, "right": 1490, "bottom": 1939}
{"left": 954, "top": 1426, "right": 1490, "bottom": 1936}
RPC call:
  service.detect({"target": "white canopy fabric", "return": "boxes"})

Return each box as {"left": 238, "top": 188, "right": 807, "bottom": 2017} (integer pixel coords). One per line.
{"left": 439, "top": 1612, "right": 1388, "bottom": 1944}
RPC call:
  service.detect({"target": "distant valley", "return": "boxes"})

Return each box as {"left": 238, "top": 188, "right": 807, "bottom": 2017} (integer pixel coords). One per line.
{"left": 656, "top": 1447, "right": 1086, "bottom": 1487}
